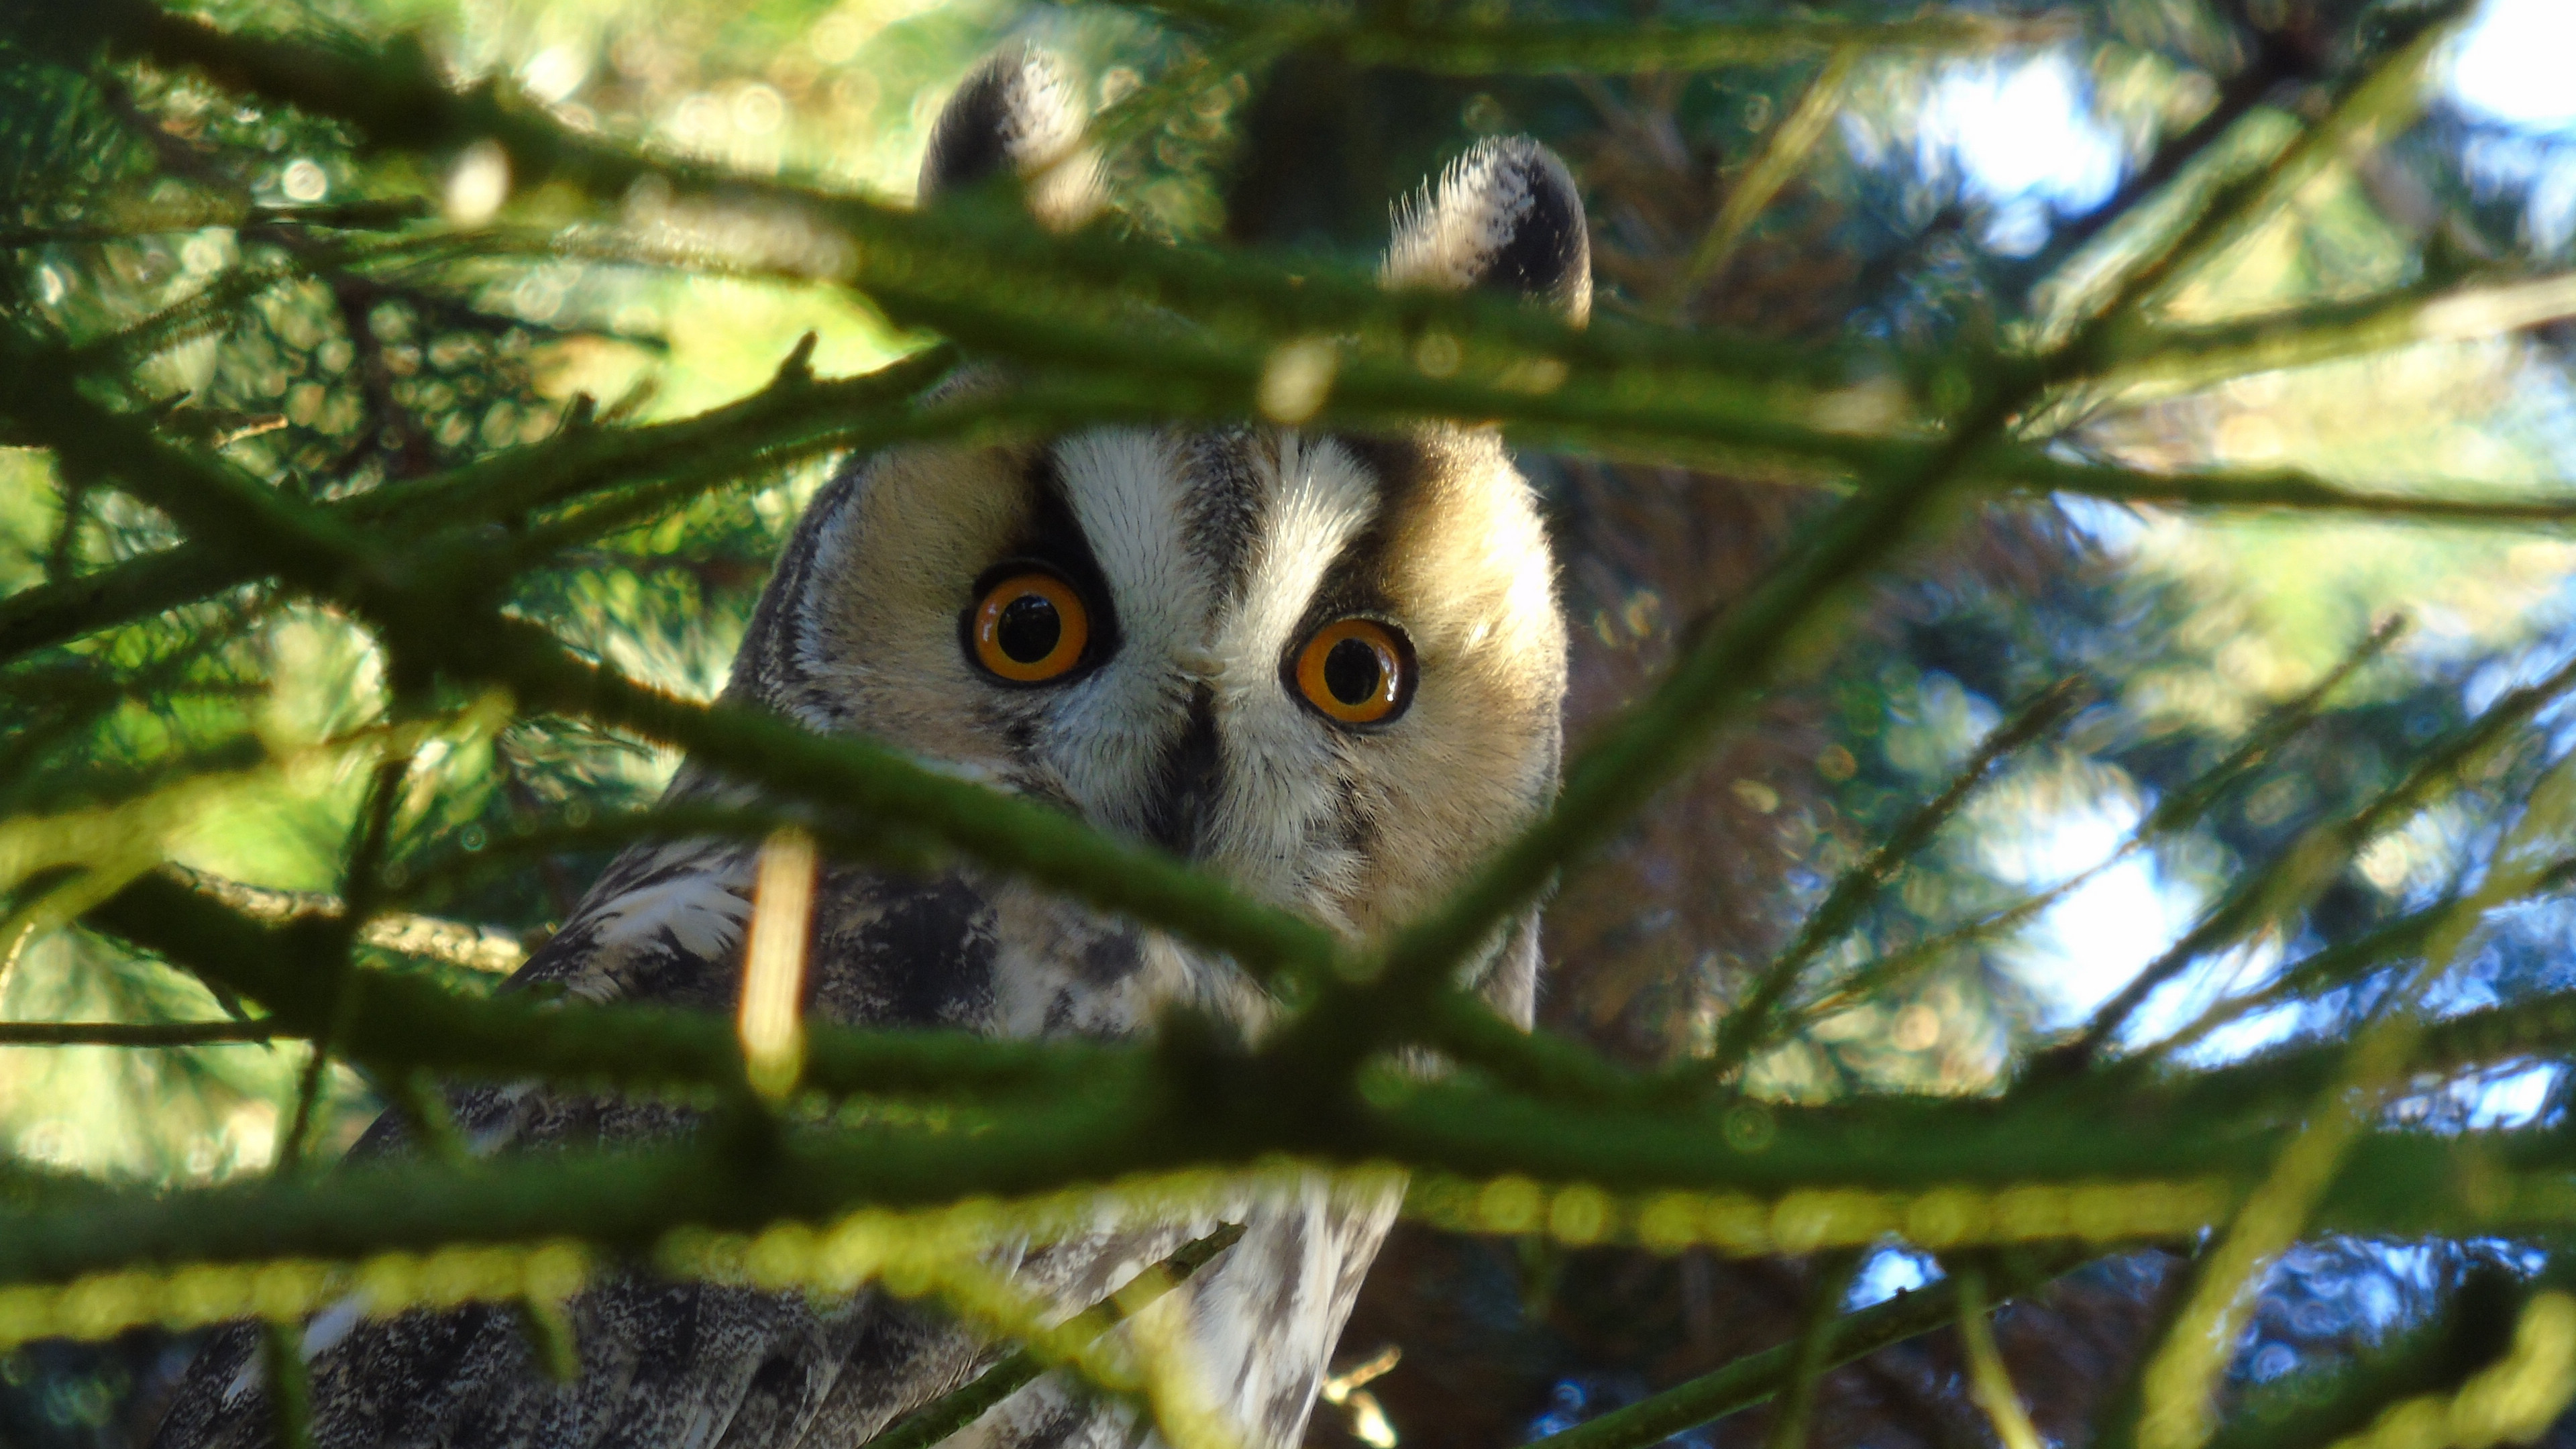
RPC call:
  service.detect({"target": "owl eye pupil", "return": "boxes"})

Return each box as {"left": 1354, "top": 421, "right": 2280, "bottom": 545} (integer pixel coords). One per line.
{"left": 1290, "top": 617, "right": 1410, "bottom": 725}
{"left": 1322, "top": 637, "right": 1384, "bottom": 706}
{"left": 995, "top": 594, "right": 1063, "bottom": 664}
{"left": 969, "top": 570, "right": 1091, "bottom": 684}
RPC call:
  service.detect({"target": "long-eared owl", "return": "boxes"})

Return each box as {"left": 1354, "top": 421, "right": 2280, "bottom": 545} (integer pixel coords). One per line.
{"left": 152, "top": 44, "right": 1583, "bottom": 1449}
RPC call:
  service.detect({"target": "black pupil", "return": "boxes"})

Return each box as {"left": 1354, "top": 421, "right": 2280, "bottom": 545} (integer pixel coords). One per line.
{"left": 1323, "top": 636, "right": 1385, "bottom": 706}
{"left": 996, "top": 592, "right": 1063, "bottom": 663}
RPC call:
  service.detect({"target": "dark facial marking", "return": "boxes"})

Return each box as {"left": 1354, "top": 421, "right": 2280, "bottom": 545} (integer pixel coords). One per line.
{"left": 1334, "top": 435, "right": 1429, "bottom": 536}
{"left": 1183, "top": 428, "right": 1267, "bottom": 609}
{"left": 996, "top": 448, "right": 1121, "bottom": 656}
{"left": 1142, "top": 682, "right": 1223, "bottom": 857}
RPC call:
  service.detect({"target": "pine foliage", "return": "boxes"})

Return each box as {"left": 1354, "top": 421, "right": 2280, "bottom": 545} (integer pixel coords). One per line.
{"left": 8, "top": 1, "right": 2576, "bottom": 1447}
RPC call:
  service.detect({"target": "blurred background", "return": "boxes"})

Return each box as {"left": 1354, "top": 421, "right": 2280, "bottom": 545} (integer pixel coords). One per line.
{"left": 9, "top": 0, "right": 2576, "bottom": 1444}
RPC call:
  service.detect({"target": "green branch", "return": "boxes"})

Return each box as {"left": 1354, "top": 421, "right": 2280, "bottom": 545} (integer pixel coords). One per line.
{"left": 1260, "top": 0, "right": 2479, "bottom": 1098}
{"left": 859, "top": 1223, "right": 1248, "bottom": 1449}
{"left": 1764, "top": 1250, "right": 1864, "bottom": 1449}
{"left": 1523, "top": 1249, "right": 2090, "bottom": 1449}
{"left": 0, "top": 1108, "right": 2553, "bottom": 1302}
{"left": 83, "top": 871, "right": 1126, "bottom": 1102}
{"left": 0, "top": 543, "right": 252, "bottom": 663}
{"left": 2082, "top": 271, "right": 2576, "bottom": 400}
{"left": 0, "top": 1105, "right": 1179, "bottom": 1287}
{"left": 2059, "top": 636, "right": 2576, "bottom": 1071}
{"left": 92, "top": 0, "right": 1837, "bottom": 384}
{"left": 50, "top": 0, "right": 2538, "bottom": 460}
{"left": 0, "top": 344, "right": 955, "bottom": 664}
{"left": 2012, "top": 454, "right": 2576, "bottom": 524}
{"left": 2049, "top": 3, "right": 2473, "bottom": 360}
{"left": 1781, "top": 618, "right": 2402, "bottom": 1035}
{"left": 93, "top": 851, "right": 2576, "bottom": 1193}
{"left": 5, "top": 960, "right": 2576, "bottom": 1291}
{"left": 1132, "top": 3, "right": 2066, "bottom": 73}
{"left": 0, "top": 1020, "right": 281, "bottom": 1046}
{"left": 1700, "top": 677, "right": 2088, "bottom": 1084}
{"left": 1, "top": 330, "right": 1342, "bottom": 989}
{"left": 2144, "top": 857, "right": 2576, "bottom": 1066}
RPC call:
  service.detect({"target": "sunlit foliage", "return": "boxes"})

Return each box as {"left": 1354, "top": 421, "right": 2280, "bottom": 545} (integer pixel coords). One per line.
{"left": 10, "top": 1, "right": 2576, "bottom": 1447}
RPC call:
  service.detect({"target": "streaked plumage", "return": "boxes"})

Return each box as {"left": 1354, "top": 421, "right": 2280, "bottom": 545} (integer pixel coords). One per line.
{"left": 153, "top": 45, "right": 1584, "bottom": 1449}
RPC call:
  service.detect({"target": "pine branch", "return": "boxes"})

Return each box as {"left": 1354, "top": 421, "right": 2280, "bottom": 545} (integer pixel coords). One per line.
{"left": 2143, "top": 856, "right": 2576, "bottom": 1065}
{"left": 1668, "top": 46, "right": 1862, "bottom": 308}
{"left": 6, "top": 985, "right": 2576, "bottom": 1311}
{"left": 1763, "top": 1250, "right": 1864, "bottom": 1449}
{"left": 2, "top": 328, "right": 1342, "bottom": 990}
{"left": 859, "top": 1223, "right": 1248, "bottom": 1449}
{"left": 0, "top": 344, "right": 956, "bottom": 663}
{"left": 2078, "top": 270, "right": 2576, "bottom": 400}
{"left": 2055, "top": 637, "right": 2576, "bottom": 1073}
{"left": 1272, "top": 2, "right": 2480, "bottom": 1095}
{"left": 80, "top": 869, "right": 1126, "bottom": 1102}
{"left": 1783, "top": 617, "right": 2403, "bottom": 1036}
{"left": 1128, "top": 3, "right": 2068, "bottom": 73}
{"left": 0, "top": 1103, "right": 2564, "bottom": 1315}
{"left": 0, "top": 1020, "right": 280, "bottom": 1046}
{"left": 1516, "top": 1252, "right": 2084, "bottom": 1449}
{"left": 1697, "top": 677, "right": 2088, "bottom": 1085}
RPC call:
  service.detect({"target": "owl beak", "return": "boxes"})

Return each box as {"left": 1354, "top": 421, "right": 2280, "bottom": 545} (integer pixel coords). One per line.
{"left": 1142, "top": 682, "right": 1222, "bottom": 858}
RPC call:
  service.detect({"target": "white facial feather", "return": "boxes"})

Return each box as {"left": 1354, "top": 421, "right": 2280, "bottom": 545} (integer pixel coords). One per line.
{"left": 787, "top": 484, "right": 869, "bottom": 731}
{"left": 1197, "top": 433, "right": 1381, "bottom": 918}
{"left": 1049, "top": 429, "right": 1208, "bottom": 837}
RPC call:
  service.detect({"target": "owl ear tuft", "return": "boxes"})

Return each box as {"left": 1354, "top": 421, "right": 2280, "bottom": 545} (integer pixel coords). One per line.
{"left": 916, "top": 45, "right": 1100, "bottom": 228}
{"left": 1383, "top": 138, "right": 1591, "bottom": 325}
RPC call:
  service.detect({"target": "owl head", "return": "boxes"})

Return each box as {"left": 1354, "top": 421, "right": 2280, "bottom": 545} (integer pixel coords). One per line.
{"left": 720, "top": 49, "right": 1580, "bottom": 1029}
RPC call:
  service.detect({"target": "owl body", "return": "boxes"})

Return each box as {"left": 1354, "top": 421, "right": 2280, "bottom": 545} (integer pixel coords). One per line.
{"left": 152, "top": 48, "right": 1583, "bottom": 1449}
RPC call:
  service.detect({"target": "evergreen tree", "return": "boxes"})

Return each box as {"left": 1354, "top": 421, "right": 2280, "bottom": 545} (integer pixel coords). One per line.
{"left": 7, "top": 1, "right": 2576, "bottom": 1446}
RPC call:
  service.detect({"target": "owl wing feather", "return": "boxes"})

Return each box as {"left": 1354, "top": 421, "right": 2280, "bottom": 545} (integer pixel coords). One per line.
{"left": 144, "top": 834, "right": 995, "bottom": 1449}
{"left": 151, "top": 822, "right": 1318, "bottom": 1449}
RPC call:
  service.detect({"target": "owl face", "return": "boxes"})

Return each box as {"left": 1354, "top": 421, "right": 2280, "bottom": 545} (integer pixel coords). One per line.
{"left": 718, "top": 50, "right": 1580, "bottom": 1026}
{"left": 751, "top": 419, "right": 1566, "bottom": 934}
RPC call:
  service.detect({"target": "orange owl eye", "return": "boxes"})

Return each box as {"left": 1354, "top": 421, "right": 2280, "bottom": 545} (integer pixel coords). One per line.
{"left": 970, "top": 570, "right": 1091, "bottom": 684}
{"left": 1293, "top": 618, "right": 1412, "bottom": 726}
